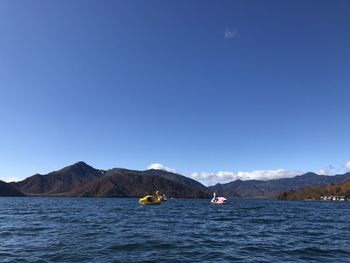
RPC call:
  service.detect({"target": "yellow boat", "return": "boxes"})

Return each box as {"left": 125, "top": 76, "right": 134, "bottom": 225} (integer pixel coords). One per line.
{"left": 139, "top": 191, "right": 161, "bottom": 205}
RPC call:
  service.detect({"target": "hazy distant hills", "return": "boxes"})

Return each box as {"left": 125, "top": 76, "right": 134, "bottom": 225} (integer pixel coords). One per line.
{"left": 11, "top": 162, "right": 210, "bottom": 198}
{"left": 2, "top": 162, "right": 350, "bottom": 199}
{"left": 209, "top": 172, "right": 350, "bottom": 198}
{"left": 0, "top": 180, "right": 25, "bottom": 197}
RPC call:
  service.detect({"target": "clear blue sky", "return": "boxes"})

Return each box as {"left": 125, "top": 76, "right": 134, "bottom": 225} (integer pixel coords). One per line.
{"left": 0, "top": 0, "right": 349, "bottom": 183}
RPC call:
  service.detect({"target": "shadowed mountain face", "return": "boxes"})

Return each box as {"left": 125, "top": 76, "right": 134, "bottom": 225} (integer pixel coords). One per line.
{"left": 14, "top": 162, "right": 103, "bottom": 196}
{"left": 73, "top": 169, "right": 210, "bottom": 198}
{"left": 14, "top": 163, "right": 210, "bottom": 198}
{"left": 0, "top": 180, "right": 25, "bottom": 197}
{"left": 141, "top": 169, "right": 209, "bottom": 193}
{"left": 209, "top": 172, "right": 350, "bottom": 198}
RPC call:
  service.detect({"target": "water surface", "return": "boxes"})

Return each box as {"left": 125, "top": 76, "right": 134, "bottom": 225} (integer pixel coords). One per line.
{"left": 1, "top": 198, "right": 349, "bottom": 262}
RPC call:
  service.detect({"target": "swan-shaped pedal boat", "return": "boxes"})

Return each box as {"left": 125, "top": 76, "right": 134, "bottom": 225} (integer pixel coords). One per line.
{"left": 211, "top": 192, "right": 227, "bottom": 204}
{"left": 139, "top": 191, "right": 161, "bottom": 205}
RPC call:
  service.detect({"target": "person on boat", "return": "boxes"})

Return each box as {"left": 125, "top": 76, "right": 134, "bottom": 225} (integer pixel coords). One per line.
{"left": 160, "top": 193, "right": 167, "bottom": 201}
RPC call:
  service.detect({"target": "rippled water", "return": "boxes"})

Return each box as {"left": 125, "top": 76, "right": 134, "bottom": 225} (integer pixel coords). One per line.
{"left": 1, "top": 198, "right": 350, "bottom": 262}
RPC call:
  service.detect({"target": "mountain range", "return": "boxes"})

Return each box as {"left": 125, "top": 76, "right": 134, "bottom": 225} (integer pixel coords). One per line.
{"left": 10, "top": 162, "right": 210, "bottom": 198}
{"left": 209, "top": 172, "right": 350, "bottom": 198}
{"left": 1, "top": 162, "right": 350, "bottom": 199}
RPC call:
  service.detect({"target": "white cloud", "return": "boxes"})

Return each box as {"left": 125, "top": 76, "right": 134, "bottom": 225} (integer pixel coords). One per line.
{"left": 147, "top": 163, "right": 177, "bottom": 173}
{"left": 345, "top": 160, "right": 350, "bottom": 171}
{"left": 317, "top": 169, "right": 328, "bottom": 175}
{"left": 0, "top": 176, "right": 22, "bottom": 183}
{"left": 224, "top": 28, "right": 237, "bottom": 39}
{"left": 317, "top": 165, "right": 336, "bottom": 175}
{"left": 190, "top": 169, "right": 300, "bottom": 186}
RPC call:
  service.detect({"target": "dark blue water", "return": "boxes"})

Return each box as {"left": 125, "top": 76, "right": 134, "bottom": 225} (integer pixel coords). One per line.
{"left": 1, "top": 198, "right": 350, "bottom": 263}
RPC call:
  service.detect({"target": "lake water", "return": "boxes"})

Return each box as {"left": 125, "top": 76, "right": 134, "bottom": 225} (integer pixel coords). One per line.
{"left": 1, "top": 198, "right": 350, "bottom": 262}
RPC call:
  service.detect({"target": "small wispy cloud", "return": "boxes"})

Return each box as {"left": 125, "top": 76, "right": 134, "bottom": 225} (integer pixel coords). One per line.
{"left": 190, "top": 169, "right": 301, "bottom": 186}
{"left": 147, "top": 163, "right": 177, "bottom": 173}
{"left": 224, "top": 28, "right": 237, "bottom": 39}
{"left": 317, "top": 164, "right": 336, "bottom": 175}
{"left": 345, "top": 160, "right": 350, "bottom": 171}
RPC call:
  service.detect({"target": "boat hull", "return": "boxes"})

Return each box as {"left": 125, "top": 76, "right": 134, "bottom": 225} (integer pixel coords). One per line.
{"left": 139, "top": 195, "right": 161, "bottom": 205}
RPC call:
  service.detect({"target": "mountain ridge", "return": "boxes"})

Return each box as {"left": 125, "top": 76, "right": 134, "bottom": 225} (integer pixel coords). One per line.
{"left": 3, "top": 162, "right": 350, "bottom": 199}
{"left": 12, "top": 162, "right": 210, "bottom": 198}
{"left": 209, "top": 172, "right": 350, "bottom": 198}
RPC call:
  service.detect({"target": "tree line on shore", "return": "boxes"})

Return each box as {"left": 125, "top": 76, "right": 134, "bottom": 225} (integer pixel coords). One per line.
{"left": 278, "top": 180, "right": 350, "bottom": 201}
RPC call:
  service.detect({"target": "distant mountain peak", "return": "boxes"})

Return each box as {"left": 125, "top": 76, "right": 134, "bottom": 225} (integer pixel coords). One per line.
{"left": 75, "top": 161, "right": 87, "bottom": 165}
{"left": 71, "top": 161, "right": 91, "bottom": 168}
{"left": 15, "top": 161, "right": 103, "bottom": 196}
{"left": 57, "top": 161, "right": 97, "bottom": 173}
{"left": 297, "top": 172, "right": 321, "bottom": 177}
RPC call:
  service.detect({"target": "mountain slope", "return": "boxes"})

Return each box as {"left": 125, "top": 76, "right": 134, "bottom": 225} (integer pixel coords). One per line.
{"left": 209, "top": 172, "right": 350, "bottom": 198}
{"left": 278, "top": 179, "right": 350, "bottom": 200}
{"left": 14, "top": 162, "right": 103, "bottom": 196}
{"left": 72, "top": 168, "right": 210, "bottom": 198}
{"left": 141, "top": 169, "right": 209, "bottom": 193}
{"left": 14, "top": 163, "right": 210, "bottom": 198}
{"left": 210, "top": 180, "right": 261, "bottom": 198}
{"left": 0, "top": 180, "right": 25, "bottom": 197}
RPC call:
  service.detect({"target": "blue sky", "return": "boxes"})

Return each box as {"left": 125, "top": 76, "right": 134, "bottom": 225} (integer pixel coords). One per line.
{"left": 0, "top": 0, "right": 349, "bottom": 184}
